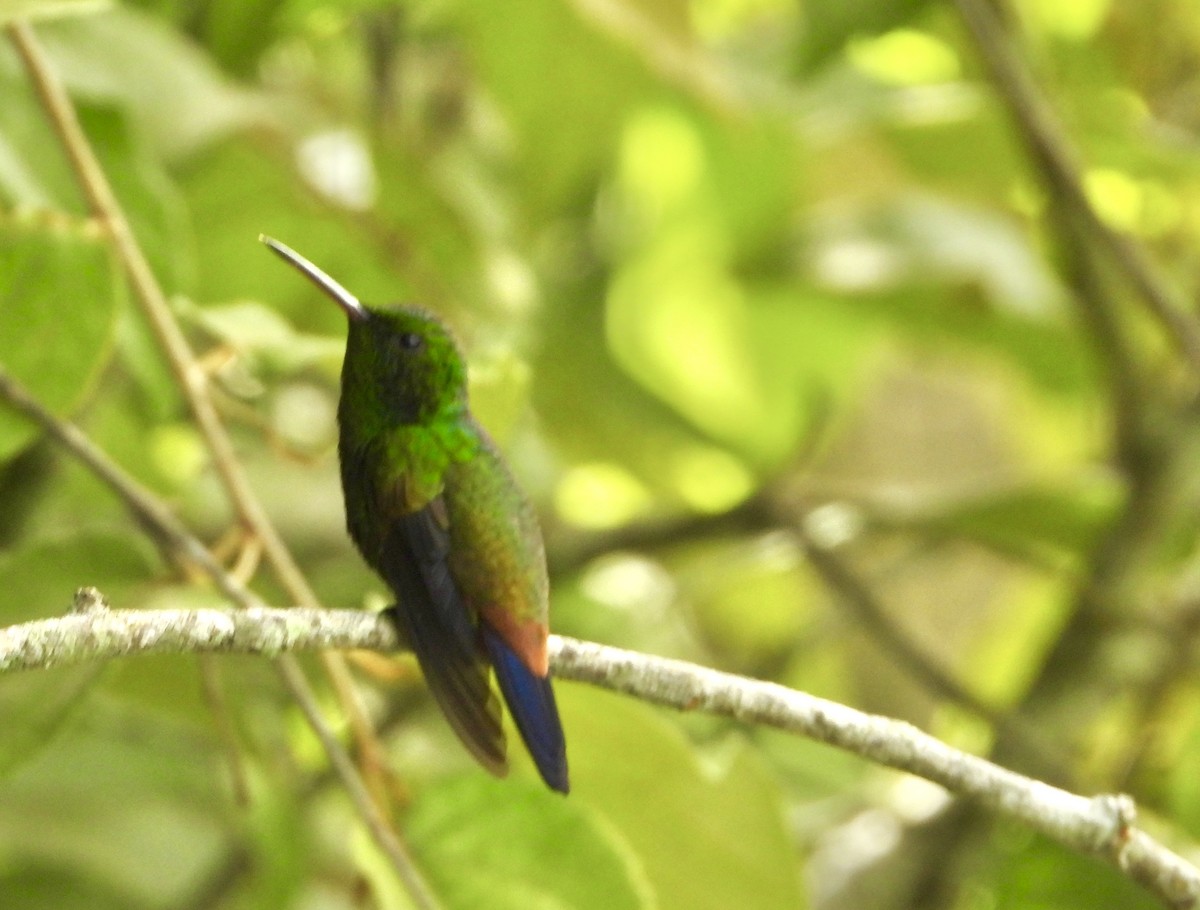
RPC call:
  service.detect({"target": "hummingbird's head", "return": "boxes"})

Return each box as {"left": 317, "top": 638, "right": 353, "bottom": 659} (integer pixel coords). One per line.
{"left": 261, "top": 236, "right": 468, "bottom": 426}
{"left": 346, "top": 304, "right": 468, "bottom": 425}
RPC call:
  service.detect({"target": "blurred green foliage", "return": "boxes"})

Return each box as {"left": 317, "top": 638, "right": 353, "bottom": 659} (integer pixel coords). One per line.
{"left": 3, "top": 0, "right": 1200, "bottom": 907}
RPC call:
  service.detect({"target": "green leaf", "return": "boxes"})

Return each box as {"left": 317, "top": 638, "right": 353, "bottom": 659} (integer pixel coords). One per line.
{"left": 0, "top": 72, "right": 77, "bottom": 208}
{"left": 0, "top": 664, "right": 105, "bottom": 778}
{"left": 0, "top": 85, "right": 187, "bottom": 289}
{"left": 453, "top": 0, "right": 652, "bottom": 215}
{"left": 179, "top": 298, "right": 345, "bottom": 375}
{"left": 798, "top": 0, "right": 935, "bottom": 70}
{"left": 0, "top": 218, "right": 121, "bottom": 463}
{"left": 1167, "top": 707, "right": 1200, "bottom": 832}
{"left": 181, "top": 0, "right": 286, "bottom": 78}
{"left": 985, "top": 827, "right": 1157, "bottom": 909}
{"left": 0, "top": 715, "right": 226, "bottom": 908}
{"left": 682, "top": 538, "right": 814, "bottom": 667}
{"left": 180, "top": 141, "right": 400, "bottom": 322}
{"left": 561, "top": 685, "right": 805, "bottom": 910}
{"left": 0, "top": 864, "right": 141, "bottom": 910}
{"left": 406, "top": 774, "right": 651, "bottom": 910}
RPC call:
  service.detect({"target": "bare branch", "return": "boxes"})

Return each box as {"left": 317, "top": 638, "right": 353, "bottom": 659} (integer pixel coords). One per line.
{"left": 2, "top": 599, "right": 1198, "bottom": 909}
{"left": 796, "top": 529, "right": 1072, "bottom": 781}
{"left": 0, "top": 598, "right": 396, "bottom": 673}
{"left": 550, "top": 637, "right": 1200, "bottom": 907}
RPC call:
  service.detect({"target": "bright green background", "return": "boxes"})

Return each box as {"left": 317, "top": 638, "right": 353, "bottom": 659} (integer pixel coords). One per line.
{"left": 2, "top": 0, "right": 1199, "bottom": 908}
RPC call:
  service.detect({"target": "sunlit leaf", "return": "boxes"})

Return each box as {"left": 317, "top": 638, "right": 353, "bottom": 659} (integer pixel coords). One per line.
{"left": 179, "top": 298, "right": 345, "bottom": 374}
{"left": 799, "top": 0, "right": 934, "bottom": 69}
{"left": 35, "top": 7, "right": 262, "bottom": 159}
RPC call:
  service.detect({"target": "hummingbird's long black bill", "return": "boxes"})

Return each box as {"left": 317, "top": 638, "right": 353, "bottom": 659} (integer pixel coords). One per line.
{"left": 259, "top": 235, "right": 369, "bottom": 322}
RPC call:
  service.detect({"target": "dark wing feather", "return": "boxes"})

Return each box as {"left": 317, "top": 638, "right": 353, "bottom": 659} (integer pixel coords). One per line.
{"left": 392, "top": 507, "right": 475, "bottom": 650}
{"left": 379, "top": 503, "right": 507, "bottom": 777}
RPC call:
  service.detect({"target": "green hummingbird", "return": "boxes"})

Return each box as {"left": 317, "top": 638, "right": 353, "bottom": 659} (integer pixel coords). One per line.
{"left": 262, "top": 236, "right": 568, "bottom": 793}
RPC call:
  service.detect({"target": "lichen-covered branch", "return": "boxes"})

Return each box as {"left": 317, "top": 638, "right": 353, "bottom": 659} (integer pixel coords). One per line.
{"left": 2, "top": 598, "right": 1198, "bottom": 909}
{"left": 552, "top": 637, "right": 1200, "bottom": 908}
{"left": 0, "top": 590, "right": 399, "bottom": 674}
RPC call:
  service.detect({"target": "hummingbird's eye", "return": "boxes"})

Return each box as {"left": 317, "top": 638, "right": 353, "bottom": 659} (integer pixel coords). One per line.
{"left": 398, "top": 332, "right": 424, "bottom": 351}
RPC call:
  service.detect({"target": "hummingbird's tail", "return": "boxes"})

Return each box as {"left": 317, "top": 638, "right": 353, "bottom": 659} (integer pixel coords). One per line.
{"left": 482, "top": 624, "right": 570, "bottom": 794}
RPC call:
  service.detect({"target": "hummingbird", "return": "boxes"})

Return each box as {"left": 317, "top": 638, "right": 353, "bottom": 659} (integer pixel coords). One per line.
{"left": 262, "top": 236, "right": 568, "bottom": 793}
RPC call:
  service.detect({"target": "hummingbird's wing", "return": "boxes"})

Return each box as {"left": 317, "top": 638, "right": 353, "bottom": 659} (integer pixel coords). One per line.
{"left": 380, "top": 502, "right": 508, "bottom": 778}
{"left": 393, "top": 498, "right": 475, "bottom": 649}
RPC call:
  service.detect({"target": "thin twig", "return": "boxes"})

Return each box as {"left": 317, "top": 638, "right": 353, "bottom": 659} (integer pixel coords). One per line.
{"left": 0, "top": 366, "right": 439, "bottom": 910}
{"left": 951, "top": 0, "right": 1200, "bottom": 373}
{"left": 1051, "top": 202, "right": 1149, "bottom": 466}
{"left": 5, "top": 22, "right": 295, "bottom": 601}
{"left": 4, "top": 17, "right": 389, "bottom": 820}
{"left": 801, "top": 535, "right": 1001, "bottom": 714}
{"left": 2, "top": 601, "right": 1197, "bottom": 909}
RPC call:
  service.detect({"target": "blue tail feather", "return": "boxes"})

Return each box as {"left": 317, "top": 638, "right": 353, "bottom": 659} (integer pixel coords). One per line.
{"left": 482, "top": 626, "right": 569, "bottom": 794}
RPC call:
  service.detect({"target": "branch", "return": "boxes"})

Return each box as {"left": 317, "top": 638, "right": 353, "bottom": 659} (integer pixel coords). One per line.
{"left": 553, "top": 494, "right": 1068, "bottom": 776}
{"left": 952, "top": 0, "right": 1200, "bottom": 374}
{"left": 3, "top": 598, "right": 1198, "bottom": 909}
{"left": 0, "top": 591, "right": 397, "bottom": 672}
{"left": 5, "top": 19, "right": 309, "bottom": 603}
{"left": 552, "top": 639, "right": 1198, "bottom": 908}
